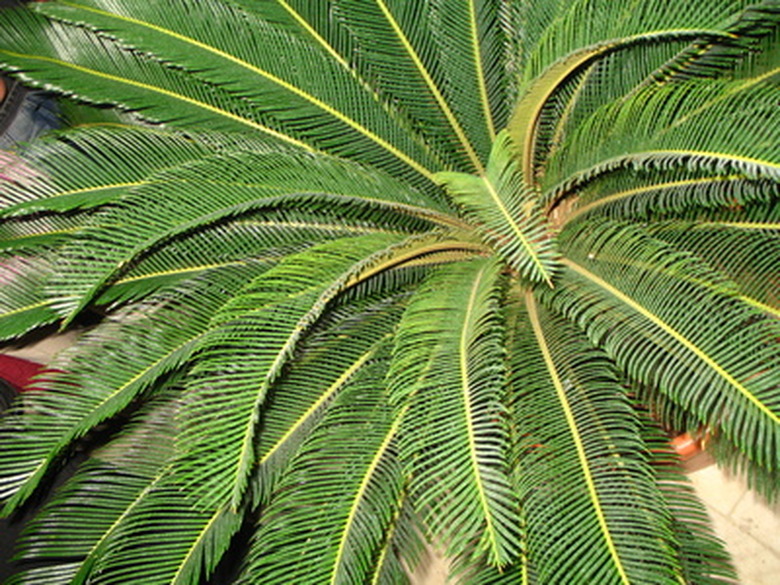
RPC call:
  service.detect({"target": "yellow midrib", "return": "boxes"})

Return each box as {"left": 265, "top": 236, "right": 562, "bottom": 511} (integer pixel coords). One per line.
{"left": 259, "top": 345, "right": 380, "bottom": 465}
{"left": 563, "top": 258, "right": 779, "bottom": 425}
{"left": 59, "top": 1, "right": 437, "bottom": 182}
{"left": 525, "top": 291, "right": 631, "bottom": 585}
{"left": 481, "top": 175, "right": 553, "bottom": 286}
{"left": 329, "top": 411, "right": 403, "bottom": 585}
{"left": 563, "top": 176, "right": 741, "bottom": 224}
{"left": 3, "top": 181, "right": 148, "bottom": 216}
{"left": 114, "top": 260, "right": 249, "bottom": 285}
{"left": 0, "top": 49, "right": 312, "bottom": 152}
{"left": 720, "top": 221, "right": 780, "bottom": 230}
{"left": 467, "top": 0, "right": 496, "bottom": 140}
{"left": 459, "top": 263, "right": 503, "bottom": 562}
{"left": 0, "top": 299, "right": 52, "bottom": 318}
{"left": 740, "top": 296, "right": 780, "bottom": 320}
{"left": 374, "top": 0, "right": 485, "bottom": 174}
{"left": 171, "top": 508, "right": 227, "bottom": 585}
{"left": 346, "top": 239, "right": 486, "bottom": 288}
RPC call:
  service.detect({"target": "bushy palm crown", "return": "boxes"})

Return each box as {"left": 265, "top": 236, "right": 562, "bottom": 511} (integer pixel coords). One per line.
{"left": 0, "top": 1, "right": 778, "bottom": 583}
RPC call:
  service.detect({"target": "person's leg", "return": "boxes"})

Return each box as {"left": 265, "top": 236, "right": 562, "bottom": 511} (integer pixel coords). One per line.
{"left": 0, "top": 76, "right": 61, "bottom": 148}
{"left": 0, "top": 2, "right": 61, "bottom": 148}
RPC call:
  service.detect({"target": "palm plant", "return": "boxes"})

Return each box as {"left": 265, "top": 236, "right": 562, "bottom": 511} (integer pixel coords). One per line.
{"left": 0, "top": 0, "right": 777, "bottom": 583}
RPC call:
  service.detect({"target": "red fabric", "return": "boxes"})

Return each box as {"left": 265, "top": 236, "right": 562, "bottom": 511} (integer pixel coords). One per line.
{"left": 0, "top": 354, "right": 43, "bottom": 391}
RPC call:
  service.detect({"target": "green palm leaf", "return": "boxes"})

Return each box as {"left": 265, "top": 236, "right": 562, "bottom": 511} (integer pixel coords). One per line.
{"left": 512, "top": 294, "right": 678, "bottom": 584}
{"left": 509, "top": 0, "right": 757, "bottom": 183}
{"left": 426, "top": 0, "right": 511, "bottom": 151}
{"left": 545, "top": 78, "right": 780, "bottom": 201}
{"left": 0, "top": 214, "right": 83, "bottom": 253}
{"left": 560, "top": 168, "right": 778, "bottom": 224}
{"left": 329, "top": 0, "right": 487, "bottom": 173}
{"left": 253, "top": 293, "right": 408, "bottom": 505}
{"left": 45, "top": 148, "right": 448, "bottom": 321}
{"left": 8, "top": 392, "right": 179, "bottom": 585}
{"left": 650, "top": 212, "right": 780, "bottom": 317}
{"left": 389, "top": 258, "right": 519, "bottom": 567}
{"left": 36, "top": 0, "right": 445, "bottom": 186}
{"left": 436, "top": 131, "right": 559, "bottom": 285}
{"left": 0, "top": 254, "right": 60, "bottom": 340}
{"left": 175, "top": 233, "right": 421, "bottom": 510}
{"left": 0, "top": 127, "right": 216, "bottom": 217}
{"left": 0, "top": 9, "right": 297, "bottom": 143}
{"left": 0, "top": 1, "right": 777, "bottom": 583}
{"left": 516, "top": 2, "right": 780, "bottom": 184}
{"left": 238, "top": 355, "right": 406, "bottom": 585}
{"left": 551, "top": 220, "right": 780, "bottom": 469}
{"left": 85, "top": 483, "right": 242, "bottom": 585}
{"left": 0, "top": 263, "right": 266, "bottom": 513}
{"left": 94, "top": 214, "right": 404, "bottom": 309}
{"left": 639, "top": 412, "right": 737, "bottom": 584}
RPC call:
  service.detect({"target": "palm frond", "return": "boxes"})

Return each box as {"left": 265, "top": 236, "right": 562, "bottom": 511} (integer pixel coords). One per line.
{"left": 8, "top": 391, "right": 179, "bottom": 585}
{"left": 238, "top": 356, "right": 405, "bottom": 585}
{"left": 330, "top": 0, "right": 493, "bottom": 173}
{"left": 423, "top": 0, "right": 511, "bottom": 155}
{"left": 528, "top": 41, "right": 689, "bottom": 182}
{"left": 511, "top": 293, "right": 680, "bottom": 584}
{"left": 35, "top": 0, "right": 446, "bottom": 186}
{"left": 0, "top": 263, "right": 265, "bottom": 514}
{"left": 175, "top": 233, "right": 425, "bottom": 510}
{"left": 551, "top": 220, "right": 780, "bottom": 473}
{"left": 0, "top": 254, "right": 60, "bottom": 341}
{"left": 388, "top": 257, "right": 520, "bottom": 567}
{"left": 85, "top": 483, "right": 242, "bottom": 585}
{"left": 647, "top": 1, "right": 780, "bottom": 84}
{"left": 639, "top": 411, "right": 737, "bottom": 583}
{"left": 509, "top": 0, "right": 756, "bottom": 183}
{"left": 560, "top": 167, "right": 778, "bottom": 224}
{"left": 44, "top": 148, "right": 449, "bottom": 322}
{"left": 0, "top": 9, "right": 305, "bottom": 146}
{"left": 545, "top": 77, "right": 779, "bottom": 201}
{"left": 367, "top": 497, "right": 426, "bottom": 585}
{"left": 729, "top": 10, "right": 780, "bottom": 80}
{"left": 515, "top": 0, "right": 756, "bottom": 88}
{"left": 649, "top": 210, "right": 780, "bottom": 316}
{"left": 0, "top": 127, "right": 216, "bottom": 217}
{"left": 253, "top": 293, "right": 407, "bottom": 506}
{"left": 94, "top": 212, "right": 407, "bottom": 310}
{"left": 533, "top": 2, "right": 780, "bottom": 180}
{"left": 701, "top": 431, "right": 780, "bottom": 502}
{"left": 436, "top": 131, "right": 559, "bottom": 285}
{"left": 0, "top": 214, "right": 83, "bottom": 254}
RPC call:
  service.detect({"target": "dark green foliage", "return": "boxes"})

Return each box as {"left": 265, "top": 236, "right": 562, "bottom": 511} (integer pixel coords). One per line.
{"left": 0, "top": 1, "right": 777, "bottom": 583}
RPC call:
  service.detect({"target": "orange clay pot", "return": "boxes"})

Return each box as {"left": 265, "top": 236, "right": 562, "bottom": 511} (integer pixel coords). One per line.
{"left": 670, "top": 432, "right": 703, "bottom": 460}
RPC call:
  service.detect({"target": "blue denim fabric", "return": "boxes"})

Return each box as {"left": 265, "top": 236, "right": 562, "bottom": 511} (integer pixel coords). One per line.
{"left": 0, "top": 79, "right": 61, "bottom": 149}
